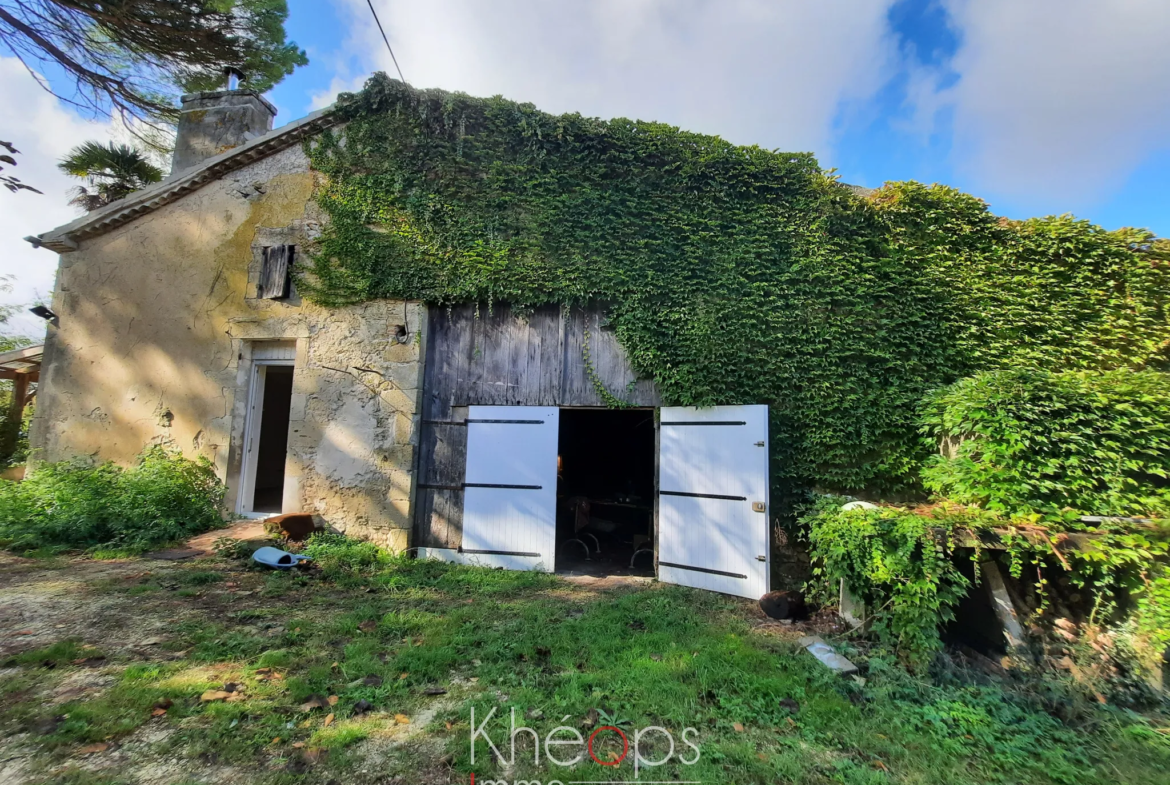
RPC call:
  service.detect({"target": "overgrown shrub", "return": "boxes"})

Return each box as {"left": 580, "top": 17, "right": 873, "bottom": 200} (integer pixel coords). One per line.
{"left": 921, "top": 369, "right": 1170, "bottom": 517}
{"left": 804, "top": 496, "right": 975, "bottom": 668}
{"left": 803, "top": 495, "right": 1170, "bottom": 674}
{"left": 0, "top": 447, "right": 225, "bottom": 554}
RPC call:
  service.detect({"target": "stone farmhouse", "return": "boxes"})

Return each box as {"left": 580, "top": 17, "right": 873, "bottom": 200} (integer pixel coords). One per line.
{"left": 27, "top": 86, "right": 776, "bottom": 598}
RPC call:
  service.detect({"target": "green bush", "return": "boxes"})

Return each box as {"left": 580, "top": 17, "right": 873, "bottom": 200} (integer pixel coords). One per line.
{"left": 0, "top": 447, "right": 225, "bottom": 554}
{"left": 921, "top": 369, "right": 1170, "bottom": 517}
{"left": 302, "top": 531, "right": 395, "bottom": 579}
{"left": 803, "top": 494, "right": 1170, "bottom": 673}
{"left": 804, "top": 496, "right": 977, "bottom": 668}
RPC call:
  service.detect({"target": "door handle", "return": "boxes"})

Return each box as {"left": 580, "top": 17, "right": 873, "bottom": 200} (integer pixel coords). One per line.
{"left": 752, "top": 502, "right": 766, "bottom": 513}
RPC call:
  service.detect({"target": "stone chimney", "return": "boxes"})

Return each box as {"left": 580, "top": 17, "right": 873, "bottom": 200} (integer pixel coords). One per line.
{"left": 170, "top": 89, "right": 277, "bottom": 174}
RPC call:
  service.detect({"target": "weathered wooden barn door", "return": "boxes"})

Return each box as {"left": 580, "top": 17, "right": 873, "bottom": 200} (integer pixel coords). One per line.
{"left": 657, "top": 405, "right": 770, "bottom": 599}
{"left": 414, "top": 303, "right": 659, "bottom": 554}
{"left": 461, "top": 405, "right": 560, "bottom": 570}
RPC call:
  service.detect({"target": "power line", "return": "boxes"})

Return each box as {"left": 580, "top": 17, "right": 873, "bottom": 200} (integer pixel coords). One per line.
{"left": 365, "top": 0, "right": 406, "bottom": 83}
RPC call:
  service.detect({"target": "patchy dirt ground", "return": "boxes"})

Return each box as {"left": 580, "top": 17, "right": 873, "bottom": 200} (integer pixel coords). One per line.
{"left": 1, "top": 555, "right": 188, "bottom": 657}
{"left": 2, "top": 542, "right": 1167, "bottom": 785}
{"left": 0, "top": 548, "right": 473, "bottom": 785}
{"left": 0, "top": 553, "right": 230, "bottom": 784}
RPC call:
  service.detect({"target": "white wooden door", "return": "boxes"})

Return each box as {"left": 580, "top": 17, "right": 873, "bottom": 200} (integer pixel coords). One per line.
{"left": 462, "top": 406, "right": 560, "bottom": 571}
{"left": 657, "top": 405, "right": 770, "bottom": 599}
{"left": 238, "top": 363, "right": 268, "bottom": 515}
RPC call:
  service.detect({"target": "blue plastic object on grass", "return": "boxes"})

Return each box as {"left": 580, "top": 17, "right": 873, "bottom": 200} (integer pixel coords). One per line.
{"left": 252, "top": 545, "right": 312, "bottom": 570}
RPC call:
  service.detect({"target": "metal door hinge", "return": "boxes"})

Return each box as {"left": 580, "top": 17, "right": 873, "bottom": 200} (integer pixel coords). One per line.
{"left": 754, "top": 441, "right": 765, "bottom": 447}
{"left": 752, "top": 501, "right": 766, "bottom": 513}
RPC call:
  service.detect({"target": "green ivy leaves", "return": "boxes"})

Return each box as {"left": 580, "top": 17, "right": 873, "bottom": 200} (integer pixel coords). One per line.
{"left": 298, "top": 74, "right": 1170, "bottom": 501}
{"left": 921, "top": 369, "right": 1170, "bottom": 518}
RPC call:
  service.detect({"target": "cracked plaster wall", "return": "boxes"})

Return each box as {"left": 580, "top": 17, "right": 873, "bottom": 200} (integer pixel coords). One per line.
{"left": 30, "top": 143, "right": 423, "bottom": 550}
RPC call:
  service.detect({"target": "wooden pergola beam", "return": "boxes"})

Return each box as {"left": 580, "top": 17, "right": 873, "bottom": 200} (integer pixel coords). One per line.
{"left": 0, "top": 345, "right": 40, "bottom": 463}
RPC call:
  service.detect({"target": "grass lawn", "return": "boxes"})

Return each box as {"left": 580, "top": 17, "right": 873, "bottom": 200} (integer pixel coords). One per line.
{"left": 1, "top": 534, "right": 1168, "bottom": 785}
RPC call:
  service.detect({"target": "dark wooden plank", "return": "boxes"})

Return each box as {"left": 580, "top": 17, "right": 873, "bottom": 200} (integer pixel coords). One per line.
{"left": 522, "top": 308, "right": 544, "bottom": 404}
{"left": 539, "top": 305, "right": 565, "bottom": 406}
{"left": 482, "top": 307, "right": 517, "bottom": 404}
{"left": 426, "top": 405, "right": 468, "bottom": 548}
{"left": 258, "top": 245, "right": 292, "bottom": 299}
{"left": 452, "top": 304, "right": 476, "bottom": 407}
{"left": 560, "top": 306, "right": 591, "bottom": 405}
{"left": 438, "top": 308, "right": 473, "bottom": 549}
{"left": 466, "top": 307, "right": 487, "bottom": 405}
{"left": 506, "top": 308, "right": 530, "bottom": 405}
{"left": 414, "top": 309, "right": 442, "bottom": 549}
{"left": 473, "top": 307, "right": 500, "bottom": 405}
{"left": 415, "top": 307, "right": 471, "bottom": 549}
{"left": 427, "top": 415, "right": 467, "bottom": 485}
{"left": 430, "top": 489, "right": 463, "bottom": 550}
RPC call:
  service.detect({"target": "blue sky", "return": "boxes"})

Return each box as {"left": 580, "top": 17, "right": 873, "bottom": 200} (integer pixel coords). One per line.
{"left": 3, "top": 0, "right": 1169, "bottom": 334}
{"left": 264, "top": 0, "right": 1170, "bottom": 236}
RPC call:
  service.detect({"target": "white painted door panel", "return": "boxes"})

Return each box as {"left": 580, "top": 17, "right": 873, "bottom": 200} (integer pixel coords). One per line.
{"left": 238, "top": 363, "right": 267, "bottom": 515}
{"left": 462, "top": 406, "right": 559, "bottom": 571}
{"left": 658, "top": 405, "right": 770, "bottom": 598}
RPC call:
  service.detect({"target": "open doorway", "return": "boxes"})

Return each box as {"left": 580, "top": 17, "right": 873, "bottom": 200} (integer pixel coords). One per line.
{"left": 556, "top": 408, "right": 656, "bottom": 576}
{"left": 239, "top": 354, "right": 294, "bottom": 516}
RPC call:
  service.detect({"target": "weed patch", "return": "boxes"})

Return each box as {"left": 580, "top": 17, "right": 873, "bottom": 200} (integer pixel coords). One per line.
{"left": 0, "top": 447, "right": 224, "bottom": 554}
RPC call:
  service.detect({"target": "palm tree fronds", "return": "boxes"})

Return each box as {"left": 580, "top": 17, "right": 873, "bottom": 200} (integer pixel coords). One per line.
{"left": 58, "top": 140, "right": 164, "bottom": 211}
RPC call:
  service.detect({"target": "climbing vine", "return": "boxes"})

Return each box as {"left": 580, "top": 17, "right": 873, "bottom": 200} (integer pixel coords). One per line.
{"left": 300, "top": 73, "right": 1170, "bottom": 499}
{"left": 803, "top": 497, "right": 1170, "bottom": 677}
{"left": 581, "top": 326, "right": 632, "bottom": 409}
{"left": 807, "top": 368, "right": 1170, "bottom": 671}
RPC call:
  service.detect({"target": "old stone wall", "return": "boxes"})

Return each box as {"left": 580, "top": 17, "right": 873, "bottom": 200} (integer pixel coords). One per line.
{"left": 30, "top": 143, "right": 422, "bottom": 550}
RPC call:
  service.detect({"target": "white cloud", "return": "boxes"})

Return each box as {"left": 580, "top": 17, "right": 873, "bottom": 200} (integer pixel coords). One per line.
{"left": 308, "top": 73, "right": 367, "bottom": 112}
{"left": 0, "top": 57, "right": 118, "bottom": 339}
{"left": 928, "top": 0, "right": 1170, "bottom": 208}
{"left": 323, "top": 0, "right": 900, "bottom": 155}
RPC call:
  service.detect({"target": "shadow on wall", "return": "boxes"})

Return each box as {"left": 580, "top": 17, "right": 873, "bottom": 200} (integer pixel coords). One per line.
{"left": 31, "top": 182, "right": 417, "bottom": 547}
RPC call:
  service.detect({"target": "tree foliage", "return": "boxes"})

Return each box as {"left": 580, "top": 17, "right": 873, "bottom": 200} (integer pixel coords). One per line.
{"left": 301, "top": 75, "right": 1170, "bottom": 499}
{"left": 0, "top": 139, "right": 42, "bottom": 194}
{"left": 0, "top": 274, "right": 33, "bottom": 353}
{"left": 922, "top": 369, "right": 1170, "bottom": 518}
{"left": 0, "top": 0, "right": 307, "bottom": 124}
{"left": 58, "top": 140, "right": 163, "bottom": 210}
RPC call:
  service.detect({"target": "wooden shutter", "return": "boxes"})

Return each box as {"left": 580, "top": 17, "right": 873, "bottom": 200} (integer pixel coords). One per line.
{"left": 258, "top": 245, "right": 294, "bottom": 299}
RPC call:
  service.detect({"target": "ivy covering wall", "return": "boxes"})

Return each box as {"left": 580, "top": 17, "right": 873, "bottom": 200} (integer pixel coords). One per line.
{"left": 922, "top": 369, "right": 1170, "bottom": 517}
{"left": 302, "top": 73, "right": 1170, "bottom": 499}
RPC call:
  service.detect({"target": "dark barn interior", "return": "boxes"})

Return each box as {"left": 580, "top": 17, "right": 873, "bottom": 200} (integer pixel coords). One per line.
{"left": 555, "top": 408, "right": 656, "bottom": 576}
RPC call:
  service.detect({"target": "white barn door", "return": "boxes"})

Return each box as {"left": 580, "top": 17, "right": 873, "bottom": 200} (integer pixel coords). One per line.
{"left": 462, "top": 406, "right": 559, "bottom": 571}
{"left": 658, "top": 405, "right": 770, "bottom": 599}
